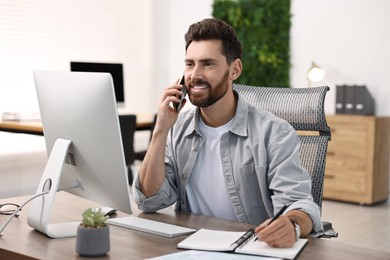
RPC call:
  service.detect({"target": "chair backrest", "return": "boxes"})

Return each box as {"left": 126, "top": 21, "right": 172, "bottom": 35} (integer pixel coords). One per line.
{"left": 233, "top": 84, "right": 331, "bottom": 210}
{"left": 118, "top": 114, "right": 137, "bottom": 167}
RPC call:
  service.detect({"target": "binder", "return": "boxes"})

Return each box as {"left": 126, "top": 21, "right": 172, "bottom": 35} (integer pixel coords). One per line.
{"left": 335, "top": 85, "right": 346, "bottom": 114}
{"left": 335, "top": 84, "right": 375, "bottom": 115}
{"left": 344, "top": 85, "right": 355, "bottom": 114}
{"left": 354, "top": 85, "right": 375, "bottom": 115}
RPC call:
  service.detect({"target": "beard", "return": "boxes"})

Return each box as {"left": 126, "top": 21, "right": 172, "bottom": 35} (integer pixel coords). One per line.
{"left": 187, "top": 70, "right": 230, "bottom": 108}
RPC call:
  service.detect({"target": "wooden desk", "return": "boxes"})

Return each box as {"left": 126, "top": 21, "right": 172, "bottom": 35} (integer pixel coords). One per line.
{"left": 0, "top": 120, "right": 43, "bottom": 135}
{"left": 1, "top": 193, "right": 390, "bottom": 260}
{"left": 0, "top": 114, "right": 154, "bottom": 135}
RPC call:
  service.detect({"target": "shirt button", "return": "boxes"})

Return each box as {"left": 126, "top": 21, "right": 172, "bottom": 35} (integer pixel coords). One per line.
{"left": 226, "top": 176, "right": 233, "bottom": 185}
{"left": 235, "top": 206, "right": 243, "bottom": 214}
{"left": 181, "top": 174, "right": 186, "bottom": 179}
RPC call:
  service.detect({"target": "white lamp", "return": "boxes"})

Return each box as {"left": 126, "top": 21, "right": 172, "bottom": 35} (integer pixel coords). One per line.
{"left": 307, "top": 62, "right": 325, "bottom": 86}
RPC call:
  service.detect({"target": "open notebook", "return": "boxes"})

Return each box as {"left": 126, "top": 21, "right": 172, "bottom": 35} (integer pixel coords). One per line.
{"left": 177, "top": 228, "right": 308, "bottom": 260}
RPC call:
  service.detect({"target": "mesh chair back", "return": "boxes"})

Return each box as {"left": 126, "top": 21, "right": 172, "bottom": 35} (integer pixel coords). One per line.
{"left": 233, "top": 84, "right": 331, "bottom": 210}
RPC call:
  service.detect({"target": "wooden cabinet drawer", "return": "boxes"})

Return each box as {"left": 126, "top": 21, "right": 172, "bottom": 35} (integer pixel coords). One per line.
{"left": 327, "top": 117, "right": 373, "bottom": 163}
{"left": 324, "top": 170, "right": 366, "bottom": 194}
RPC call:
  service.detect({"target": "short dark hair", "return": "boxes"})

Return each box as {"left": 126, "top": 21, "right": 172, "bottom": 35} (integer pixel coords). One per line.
{"left": 185, "top": 18, "right": 242, "bottom": 64}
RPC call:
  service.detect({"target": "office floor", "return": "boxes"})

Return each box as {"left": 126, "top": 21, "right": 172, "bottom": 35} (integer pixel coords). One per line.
{"left": 321, "top": 198, "right": 390, "bottom": 253}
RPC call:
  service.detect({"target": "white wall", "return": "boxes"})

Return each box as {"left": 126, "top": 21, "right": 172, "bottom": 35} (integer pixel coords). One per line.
{"left": 290, "top": 0, "right": 390, "bottom": 116}
{"left": 0, "top": 0, "right": 154, "bottom": 115}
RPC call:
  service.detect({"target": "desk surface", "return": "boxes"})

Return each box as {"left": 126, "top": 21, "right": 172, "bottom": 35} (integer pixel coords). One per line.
{"left": 0, "top": 114, "right": 154, "bottom": 135}
{"left": 1, "top": 193, "right": 390, "bottom": 260}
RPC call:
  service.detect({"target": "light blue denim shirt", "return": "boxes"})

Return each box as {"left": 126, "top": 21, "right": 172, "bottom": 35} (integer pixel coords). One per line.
{"left": 133, "top": 91, "right": 323, "bottom": 233}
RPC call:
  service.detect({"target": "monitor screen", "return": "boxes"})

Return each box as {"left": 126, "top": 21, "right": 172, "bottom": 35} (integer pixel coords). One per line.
{"left": 28, "top": 71, "right": 131, "bottom": 238}
{"left": 70, "top": 61, "right": 125, "bottom": 106}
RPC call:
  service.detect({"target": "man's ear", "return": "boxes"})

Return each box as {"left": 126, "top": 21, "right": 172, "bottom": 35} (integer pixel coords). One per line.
{"left": 230, "top": 59, "right": 242, "bottom": 81}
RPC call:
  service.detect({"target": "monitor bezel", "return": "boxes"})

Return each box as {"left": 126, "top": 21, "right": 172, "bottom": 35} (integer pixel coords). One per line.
{"left": 70, "top": 61, "right": 125, "bottom": 107}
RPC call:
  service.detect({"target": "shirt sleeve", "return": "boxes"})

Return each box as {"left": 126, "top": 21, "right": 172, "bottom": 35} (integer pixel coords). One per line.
{"left": 266, "top": 122, "right": 323, "bottom": 233}
{"left": 132, "top": 129, "right": 180, "bottom": 213}
{"left": 132, "top": 174, "right": 178, "bottom": 212}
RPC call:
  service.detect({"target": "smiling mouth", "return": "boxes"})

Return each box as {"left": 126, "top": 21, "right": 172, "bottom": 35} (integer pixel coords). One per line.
{"left": 192, "top": 85, "right": 208, "bottom": 90}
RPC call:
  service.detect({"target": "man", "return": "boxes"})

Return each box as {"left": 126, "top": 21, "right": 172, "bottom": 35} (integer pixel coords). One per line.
{"left": 133, "top": 18, "right": 323, "bottom": 248}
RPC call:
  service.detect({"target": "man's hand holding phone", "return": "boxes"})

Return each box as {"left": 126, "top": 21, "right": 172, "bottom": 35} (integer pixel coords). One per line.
{"left": 173, "top": 75, "right": 187, "bottom": 112}
{"left": 156, "top": 76, "right": 187, "bottom": 134}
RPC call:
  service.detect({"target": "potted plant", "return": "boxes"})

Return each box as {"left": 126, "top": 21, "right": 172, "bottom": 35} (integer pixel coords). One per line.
{"left": 75, "top": 208, "right": 110, "bottom": 257}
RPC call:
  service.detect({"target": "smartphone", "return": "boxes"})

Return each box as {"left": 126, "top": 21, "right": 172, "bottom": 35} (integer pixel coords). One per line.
{"left": 173, "top": 75, "right": 187, "bottom": 112}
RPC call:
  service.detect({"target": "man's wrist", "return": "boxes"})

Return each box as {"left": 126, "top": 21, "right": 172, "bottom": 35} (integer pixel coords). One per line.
{"left": 286, "top": 209, "right": 312, "bottom": 238}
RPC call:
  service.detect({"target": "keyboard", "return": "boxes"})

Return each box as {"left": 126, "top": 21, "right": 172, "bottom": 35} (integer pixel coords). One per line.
{"left": 106, "top": 216, "right": 196, "bottom": 238}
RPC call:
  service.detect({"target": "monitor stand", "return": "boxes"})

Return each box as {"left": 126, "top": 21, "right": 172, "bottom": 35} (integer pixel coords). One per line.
{"left": 27, "top": 138, "right": 82, "bottom": 238}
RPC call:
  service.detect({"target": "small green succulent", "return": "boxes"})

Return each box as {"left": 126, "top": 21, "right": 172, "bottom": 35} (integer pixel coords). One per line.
{"left": 81, "top": 208, "right": 108, "bottom": 228}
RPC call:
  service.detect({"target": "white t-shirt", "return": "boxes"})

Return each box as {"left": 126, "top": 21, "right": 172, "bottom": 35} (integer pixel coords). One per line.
{"left": 186, "top": 116, "right": 236, "bottom": 221}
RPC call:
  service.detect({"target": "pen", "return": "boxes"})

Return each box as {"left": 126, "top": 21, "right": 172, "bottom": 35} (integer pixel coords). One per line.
{"left": 254, "top": 204, "right": 289, "bottom": 242}
{"left": 229, "top": 229, "right": 255, "bottom": 248}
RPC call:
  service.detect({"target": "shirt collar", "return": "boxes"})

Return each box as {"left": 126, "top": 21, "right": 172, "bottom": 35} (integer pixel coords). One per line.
{"left": 230, "top": 90, "right": 248, "bottom": 137}
{"left": 185, "top": 90, "right": 249, "bottom": 138}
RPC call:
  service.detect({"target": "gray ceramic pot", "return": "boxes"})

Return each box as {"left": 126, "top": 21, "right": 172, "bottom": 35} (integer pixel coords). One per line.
{"left": 76, "top": 224, "right": 110, "bottom": 257}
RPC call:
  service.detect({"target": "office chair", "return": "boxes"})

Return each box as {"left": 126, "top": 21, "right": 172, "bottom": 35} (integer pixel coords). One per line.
{"left": 118, "top": 114, "right": 137, "bottom": 185}
{"left": 134, "top": 114, "right": 157, "bottom": 161}
{"left": 233, "top": 83, "right": 337, "bottom": 238}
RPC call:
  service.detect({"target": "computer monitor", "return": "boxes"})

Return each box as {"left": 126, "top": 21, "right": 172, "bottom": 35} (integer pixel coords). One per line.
{"left": 70, "top": 61, "right": 125, "bottom": 107}
{"left": 28, "top": 71, "right": 132, "bottom": 238}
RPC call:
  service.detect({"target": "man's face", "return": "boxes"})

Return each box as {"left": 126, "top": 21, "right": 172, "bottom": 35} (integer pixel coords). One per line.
{"left": 184, "top": 40, "right": 232, "bottom": 108}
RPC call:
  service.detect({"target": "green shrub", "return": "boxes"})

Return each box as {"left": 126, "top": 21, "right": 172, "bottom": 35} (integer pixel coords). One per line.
{"left": 213, "top": 0, "right": 291, "bottom": 87}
